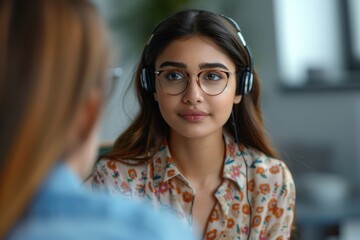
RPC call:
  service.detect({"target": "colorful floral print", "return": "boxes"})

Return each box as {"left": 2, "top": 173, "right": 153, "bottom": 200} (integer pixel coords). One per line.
{"left": 128, "top": 169, "right": 137, "bottom": 180}
{"left": 92, "top": 131, "right": 296, "bottom": 239}
{"left": 182, "top": 191, "right": 193, "bottom": 203}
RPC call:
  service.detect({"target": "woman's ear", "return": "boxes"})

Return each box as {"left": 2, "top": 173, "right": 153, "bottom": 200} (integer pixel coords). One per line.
{"left": 233, "top": 95, "right": 242, "bottom": 104}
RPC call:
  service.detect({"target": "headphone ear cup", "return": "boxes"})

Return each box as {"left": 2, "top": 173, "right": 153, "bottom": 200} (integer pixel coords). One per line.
{"left": 243, "top": 70, "right": 253, "bottom": 95}
{"left": 236, "top": 70, "right": 253, "bottom": 95}
{"left": 140, "top": 67, "right": 155, "bottom": 92}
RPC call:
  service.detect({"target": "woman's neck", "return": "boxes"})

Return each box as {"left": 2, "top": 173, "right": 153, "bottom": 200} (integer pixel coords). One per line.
{"left": 168, "top": 130, "right": 225, "bottom": 187}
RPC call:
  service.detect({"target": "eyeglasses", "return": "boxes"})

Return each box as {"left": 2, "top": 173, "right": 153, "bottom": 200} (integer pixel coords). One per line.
{"left": 154, "top": 69, "right": 232, "bottom": 96}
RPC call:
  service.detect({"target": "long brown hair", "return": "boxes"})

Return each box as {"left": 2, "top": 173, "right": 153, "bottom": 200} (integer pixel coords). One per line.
{"left": 0, "top": 0, "right": 109, "bottom": 237}
{"left": 105, "top": 9, "right": 277, "bottom": 163}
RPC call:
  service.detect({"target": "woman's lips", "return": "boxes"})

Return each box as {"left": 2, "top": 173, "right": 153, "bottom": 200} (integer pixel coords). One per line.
{"left": 178, "top": 111, "right": 209, "bottom": 121}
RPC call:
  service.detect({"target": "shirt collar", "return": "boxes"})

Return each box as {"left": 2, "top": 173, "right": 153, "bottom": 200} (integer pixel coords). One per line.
{"left": 152, "top": 139, "right": 183, "bottom": 185}
{"left": 152, "top": 131, "right": 249, "bottom": 190}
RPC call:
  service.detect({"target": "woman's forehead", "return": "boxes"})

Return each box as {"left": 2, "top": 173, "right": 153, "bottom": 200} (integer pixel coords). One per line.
{"left": 155, "top": 35, "right": 235, "bottom": 71}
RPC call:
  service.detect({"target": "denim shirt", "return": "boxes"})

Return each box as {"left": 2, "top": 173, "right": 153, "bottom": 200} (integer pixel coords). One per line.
{"left": 7, "top": 162, "right": 194, "bottom": 240}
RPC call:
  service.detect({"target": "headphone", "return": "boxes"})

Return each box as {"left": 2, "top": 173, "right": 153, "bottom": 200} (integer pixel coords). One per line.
{"left": 140, "top": 13, "right": 254, "bottom": 96}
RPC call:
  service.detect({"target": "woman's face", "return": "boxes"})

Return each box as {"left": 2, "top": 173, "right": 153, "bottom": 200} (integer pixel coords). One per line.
{"left": 154, "top": 35, "right": 241, "bottom": 140}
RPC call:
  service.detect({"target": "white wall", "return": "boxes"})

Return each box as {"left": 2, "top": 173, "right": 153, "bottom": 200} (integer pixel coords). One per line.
{"left": 273, "top": 0, "right": 344, "bottom": 85}
{"left": 348, "top": 0, "right": 360, "bottom": 59}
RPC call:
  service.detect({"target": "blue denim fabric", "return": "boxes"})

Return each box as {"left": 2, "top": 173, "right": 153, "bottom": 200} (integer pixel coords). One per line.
{"left": 7, "top": 163, "right": 194, "bottom": 240}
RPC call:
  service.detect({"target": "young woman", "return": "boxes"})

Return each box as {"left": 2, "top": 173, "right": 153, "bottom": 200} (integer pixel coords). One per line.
{"left": 92, "top": 9, "right": 296, "bottom": 240}
{"left": 0, "top": 1, "right": 194, "bottom": 239}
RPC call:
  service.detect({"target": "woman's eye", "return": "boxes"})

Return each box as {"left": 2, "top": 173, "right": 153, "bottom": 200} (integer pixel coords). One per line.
{"left": 203, "top": 71, "right": 223, "bottom": 81}
{"left": 164, "top": 71, "right": 185, "bottom": 81}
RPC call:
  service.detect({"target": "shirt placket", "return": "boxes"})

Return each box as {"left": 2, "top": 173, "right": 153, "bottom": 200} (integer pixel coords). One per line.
{"left": 161, "top": 176, "right": 196, "bottom": 227}
{"left": 210, "top": 183, "right": 230, "bottom": 238}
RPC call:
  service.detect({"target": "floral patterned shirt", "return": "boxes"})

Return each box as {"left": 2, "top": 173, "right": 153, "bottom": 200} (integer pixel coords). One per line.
{"left": 92, "top": 131, "right": 296, "bottom": 240}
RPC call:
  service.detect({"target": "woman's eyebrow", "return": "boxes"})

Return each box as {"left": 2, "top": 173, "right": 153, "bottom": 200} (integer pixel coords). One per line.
{"left": 158, "top": 61, "right": 230, "bottom": 71}
{"left": 159, "top": 61, "right": 187, "bottom": 69}
{"left": 199, "top": 63, "right": 229, "bottom": 70}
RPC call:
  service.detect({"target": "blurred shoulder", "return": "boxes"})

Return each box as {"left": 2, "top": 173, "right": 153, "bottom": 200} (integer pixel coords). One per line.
{"left": 9, "top": 184, "right": 193, "bottom": 240}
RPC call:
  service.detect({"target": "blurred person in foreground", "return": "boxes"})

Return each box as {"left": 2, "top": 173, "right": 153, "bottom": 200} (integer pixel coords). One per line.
{"left": 0, "top": 0, "right": 195, "bottom": 239}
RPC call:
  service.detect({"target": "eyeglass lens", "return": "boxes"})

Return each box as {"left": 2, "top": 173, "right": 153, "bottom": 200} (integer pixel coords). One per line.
{"left": 156, "top": 69, "right": 229, "bottom": 96}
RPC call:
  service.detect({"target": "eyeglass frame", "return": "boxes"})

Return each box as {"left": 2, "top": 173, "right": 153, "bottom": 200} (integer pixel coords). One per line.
{"left": 154, "top": 69, "right": 234, "bottom": 96}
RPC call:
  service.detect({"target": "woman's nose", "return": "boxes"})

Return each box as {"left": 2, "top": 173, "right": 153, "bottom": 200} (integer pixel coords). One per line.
{"left": 182, "top": 77, "right": 204, "bottom": 104}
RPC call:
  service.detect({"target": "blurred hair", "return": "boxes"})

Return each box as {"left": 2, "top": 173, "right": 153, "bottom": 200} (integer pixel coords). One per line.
{"left": 0, "top": 0, "right": 109, "bottom": 236}
{"left": 104, "top": 9, "right": 278, "bottom": 163}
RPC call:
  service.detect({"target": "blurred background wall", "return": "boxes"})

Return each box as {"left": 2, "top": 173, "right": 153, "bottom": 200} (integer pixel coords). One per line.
{"left": 93, "top": 0, "right": 360, "bottom": 239}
